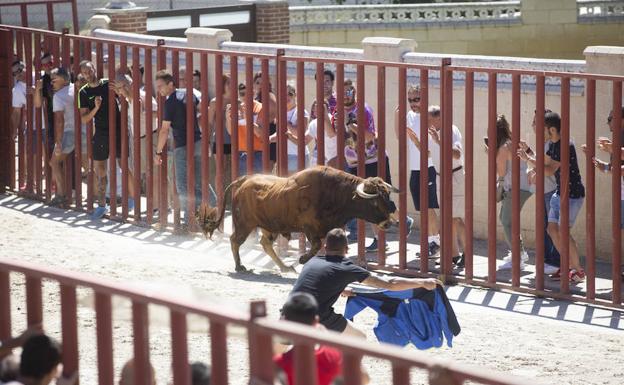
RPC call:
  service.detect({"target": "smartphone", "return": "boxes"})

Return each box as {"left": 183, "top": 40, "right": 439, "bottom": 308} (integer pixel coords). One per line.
{"left": 483, "top": 137, "right": 488, "bottom": 146}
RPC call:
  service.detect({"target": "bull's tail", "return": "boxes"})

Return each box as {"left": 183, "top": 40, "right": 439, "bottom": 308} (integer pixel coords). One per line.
{"left": 212, "top": 175, "right": 248, "bottom": 231}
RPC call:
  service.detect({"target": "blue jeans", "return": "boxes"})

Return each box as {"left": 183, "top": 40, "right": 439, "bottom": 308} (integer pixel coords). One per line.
{"left": 174, "top": 142, "right": 217, "bottom": 223}
{"left": 544, "top": 190, "right": 560, "bottom": 266}
{"left": 548, "top": 193, "right": 584, "bottom": 227}
{"left": 239, "top": 151, "right": 263, "bottom": 175}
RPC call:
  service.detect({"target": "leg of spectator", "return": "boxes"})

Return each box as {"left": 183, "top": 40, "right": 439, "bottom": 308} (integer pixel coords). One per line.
{"left": 544, "top": 191, "right": 560, "bottom": 266}
{"left": 193, "top": 145, "right": 203, "bottom": 209}
{"left": 173, "top": 146, "right": 189, "bottom": 225}
{"left": 94, "top": 160, "right": 107, "bottom": 207}
{"left": 546, "top": 223, "right": 562, "bottom": 255}
{"left": 50, "top": 154, "right": 65, "bottom": 199}
{"left": 518, "top": 190, "right": 532, "bottom": 253}
{"left": 499, "top": 191, "right": 513, "bottom": 248}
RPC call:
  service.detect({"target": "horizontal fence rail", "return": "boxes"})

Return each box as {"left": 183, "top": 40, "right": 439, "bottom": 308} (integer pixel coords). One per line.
{"left": 0, "top": 256, "right": 533, "bottom": 385}
{"left": 0, "top": 23, "right": 622, "bottom": 312}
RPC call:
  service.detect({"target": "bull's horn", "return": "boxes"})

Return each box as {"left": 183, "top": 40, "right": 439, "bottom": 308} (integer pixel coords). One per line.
{"left": 383, "top": 181, "right": 400, "bottom": 193}
{"left": 356, "top": 183, "right": 378, "bottom": 199}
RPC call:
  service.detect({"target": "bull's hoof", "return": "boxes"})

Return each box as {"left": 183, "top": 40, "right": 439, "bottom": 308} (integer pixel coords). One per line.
{"left": 298, "top": 255, "right": 312, "bottom": 264}
{"left": 235, "top": 265, "right": 248, "bottom": 272}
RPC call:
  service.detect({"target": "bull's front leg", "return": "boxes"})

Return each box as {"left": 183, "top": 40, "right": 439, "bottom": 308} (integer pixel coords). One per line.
{"left": 299, "top": 236, "right": 322, "bottom": 264}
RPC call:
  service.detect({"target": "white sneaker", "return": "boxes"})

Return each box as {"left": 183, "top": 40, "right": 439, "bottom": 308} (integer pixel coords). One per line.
{"left": 543, "top": 263, "right": 559, "bottom": 275}
{"left": 502, "top": 251, "right": 529, "bottom": 263}
{"left": 499, "top": 251, "right": 528, "bottom": 270}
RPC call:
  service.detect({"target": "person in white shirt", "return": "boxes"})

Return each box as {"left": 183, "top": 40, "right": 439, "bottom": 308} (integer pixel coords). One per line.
{"left": 428, "top": 105, "right": 467, "bottom": 267}
{"left": 11, "top": 59, "right": 33, "bottom": 189}
{"left": 395, "top": 85, "right": 441, "bottom": 258}
{"left": 271, "top": 83, "right": 309, "bottom": 174}
{"left": 307, "top": 100, "right": 339, "bottom": 167}
{"left": 48, "top": 67, "right": 75, "bottom": 206}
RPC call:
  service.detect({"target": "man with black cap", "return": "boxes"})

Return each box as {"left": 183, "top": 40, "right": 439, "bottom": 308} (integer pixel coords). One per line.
{"left": 290, "top": 228, "right": 441, "bottom": 338}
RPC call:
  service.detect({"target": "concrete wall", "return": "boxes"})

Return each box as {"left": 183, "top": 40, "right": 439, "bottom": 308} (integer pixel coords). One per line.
{"left": 290, "top": 0, "right": 624, "bottom": 60}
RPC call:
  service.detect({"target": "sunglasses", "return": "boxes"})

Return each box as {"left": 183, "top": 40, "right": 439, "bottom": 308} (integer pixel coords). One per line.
{"left": 607, "top": 115, "right": 613, "bottom": 123}
{"left": 408, "top": 97, "right": 420, "bottom": 103}
{"left": 344, "top": 89, "right": 355, "bottom": 97}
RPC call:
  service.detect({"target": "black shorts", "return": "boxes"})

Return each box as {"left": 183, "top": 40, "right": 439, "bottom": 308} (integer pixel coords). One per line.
{"left": 92, "top": 132, "right": 121, "bottom": 161}
{"left": 320, "top": 311, "right": 348, "bottom": 332}
{"left": 346, "top": 156, "right": 392, "bottom": 185}
{"left": 410, "top": 166, "right": 439, "bottom": 210}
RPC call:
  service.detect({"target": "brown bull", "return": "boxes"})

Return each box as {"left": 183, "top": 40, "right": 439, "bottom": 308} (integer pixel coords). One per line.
{"left": 196, "top": 166, "right": 399, "bottom": 272}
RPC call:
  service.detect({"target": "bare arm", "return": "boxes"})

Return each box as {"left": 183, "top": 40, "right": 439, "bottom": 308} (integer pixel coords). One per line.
{"left": 361, "top": 274, "right": 441, "bottom": 291}
{"left": 10, "top": 108, "right": 21, "bottom": 140}
{"left": 496, "top": 144, "right": 510, "bottom": 178}
{"left": 155, "top": 120, "right": 171, "bottom": 155}
{"left": 519, "top": 150, "right": 559, "bottom": 176}
{"left": 33, "top": 80, "right": 43, "bottom": 108}
{"left": 80, "top": 106, "right": 98, "bottom": 125}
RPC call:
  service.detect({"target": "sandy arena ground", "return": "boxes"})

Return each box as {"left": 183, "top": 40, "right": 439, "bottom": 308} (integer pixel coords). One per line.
{"left": 1, "top": 193, "right": 623, "bottom": 385}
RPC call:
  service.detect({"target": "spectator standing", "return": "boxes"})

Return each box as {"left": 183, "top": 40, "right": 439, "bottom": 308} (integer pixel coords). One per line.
{"left": 307, "top": 101, "right": 339, "bottom": 168}
{"left": 154, "top": 70, "right": 216, "bottom": 231}
{"left": 486, "top": 114, "right": 533, "bottom": 270}
{"left": 395, "top": 85, "right": 441, "bottom": 258}
{"left": 271, "top": 83, "right": 309, "bottom": 174}
{"left": 518, "top": 112, "right": 586, "bottom": 282}
{"left": 309, "top": 69, "right": 337, "bottom": 121}
{"left": 208, "top": 74, "right": 234, "bottom": 191}
{"left": 428, "top": 106, "right": 467, "bottom": 268}
{"left": 48, "top": 67, "right": 76, "bottom": 207}
{"left": 78, "top": 60, "right": 122, "bottom": 219}
{"left": 226, "top": 83, "right": 265, "bottom": 175}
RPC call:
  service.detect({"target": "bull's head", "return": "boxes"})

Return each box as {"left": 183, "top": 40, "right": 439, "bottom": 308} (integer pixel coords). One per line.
{"left": 353, "top": 177, "right": 399, "bottom": 229}
{"left": 195, "top": 204, "right": 221, "bottom": 239}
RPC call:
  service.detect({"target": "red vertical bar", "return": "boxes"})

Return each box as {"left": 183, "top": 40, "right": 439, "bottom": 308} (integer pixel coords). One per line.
{"left": 0, "top": 271, "right": 11, "bottom": 340}
{"left": 487, "top": 72, "right": 497, "bottom": 283}
{"left": 132, "top": 301, "right": 151, "bottom": 385}
{"left": 185, "top": 51, "right": 195, "bottom": 223}
{"left": 316, "top": 62, "right": 325, "bottom": 166}
{"left": 392, "top": 364, "right": 410, "bottom": 385}
{"left": 145, "top": 47, "right": 154, "bottom": 224}
{"left": 356, "top": 64, "right": 366, "bottom": 263}
{"left": 156, "top": 41, "right": 168, "bottom": 229}
{"left": 24, "top": 31, "right": 33, "bottom": 194}
{"left": 611, "top": 81, "right": 622, "bottom": 305}
{"left": 464, "top": 71, "right": 474, "bottom": 280}
{"left": 34, "top": 36, "right": 43, "bottom": 198}
{"left": 585, "top": 78, "right": 596, "bottom": 300}
{"left": 108, "top": 42, "right": 117, "bottom": 219}
{"left": 342, "top": 353, "right": 363, "bottom": 385}
{"left": 297, "top": 61, "right": 305, "bottom": 172}
{"left": 71, "top": 0, "right": 79, "bottom": 35}
{"left": 95, "top": 292, "right": 114, "bottom": 385}
{"left": 25, "top": 277, "right": 42, "bottom": 326}
{"left": 277, "top": 52, "right": 288, "bottom": 177}
{"left": 16, "top": 32, "right": 24, "bottom": 191}
{"left": 132, "top": 47, "right": 141, "bottom": 220}
{"left": 120, "top": 44, "right": 129, "bottom": 220}
{"left": 336, "top": 64, "right": 345, "bottom": 170}
{"left": 214, "top": 54, "right": 225, "bottom": 208}
{"left": 261, "top": 59, "right": 271, "bottom": 172}
{"left": 398, "top": 67, "right": 407, "bottom": 270}
{"left": 535, "top": 76, "right": 546, "bottom": 291}
{"left": 560, "top": 77, "right": 570, "bottom": 295}
{"left": 419, "top": 69, "right": 430, "bottom": 274}
{"left": 60, "top": 284, "right": 79, "bottom": 379}
{"left": 230, "top": 55, "right": 239, "bottom": 180}
{"left": 293, "top": 343, "right": 317, "bottom": 385}
{"left": 96, "top": 42, "right": 103, "bottom": 79}
{"left": 170, "top": 311, "right": 190, "bottom": 385}
{"left": 377, "top": 66, "right": 387, "bottom": 266}
{"left": 20, "top": 4, "right": 27, "bottom": 27}
{"left": 47, "top": 3, "right": 55, "bottom": 31}
{"left": 248, "top": 302, "right": 273, "bottom": 383}
{"left": 61, "top": 30, "right": 71, "bottom": 200}
{"left": 511, "top": 74, "right": 521, "bottom": 288}
{"left": 209, "top": 320, "right": 228, "bottom": 385}
{"left": 73, "top": 37, "right": 82, "bottom": 209}
{"left": 442, "top": 61, "right": 453, "bottom": 276}
{"left": 245, "top": 57, "right": 254, "bottom": 174}
{"left": 200, "top": 53, "right": 209, "bottom": 205}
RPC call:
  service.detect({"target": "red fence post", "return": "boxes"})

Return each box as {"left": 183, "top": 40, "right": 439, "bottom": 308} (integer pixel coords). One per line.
{"left": 464, "top": 71, "right": 474, "bottom": 280}
{"left": 245, "top": 57, "right": 254, "bottom": 174}
{"left": 60, "top": 284, "right": 79, "bottom": 380}
{"left": 261, "top": 59, "right": 271, "bottom": 173}
{"left": 487, "top": 72, "right": 497, "bottom": 284}
{"left": 419, "top": 69, "right": 430, "bottom": 274}
{"left": 612, "top": 81, "right": 622, "bottom": 305}
{"left": 277, "top": 50, "right": 288, "bottom": 177}
{"left": 0, "top": 270, "right": 10, "bottom": 340}
{"left": 392, "top": 363, "right": 410, "bottom": 385}
{"left": 585, "top": 78, "right": 596, "bottom": 299}
{"left": 185, "top": 50, "right": 196, "bottom": 226}
{"left": 73, "top": 37, "right": 82, "bottom": 210}
{"left": 511, "top": 74, "right": 521, "bottom": 288}
{"left": 215, "top": 54, "right": 225, "bottom": 212}
{"left": 297, "top": 61, "right": 306, "bottom": 172}
{"left": 108, "top": 42, "right": 118, "bottom": 219}
{"left": 120, "top": 44, "right": 129, "bottom": 220}
{"left": 336, "top": 64, "right": 345, "bottom": 170}
{"left": 132, "top": 46, "right": 141, "bottom": 221}
{"left": 377, "top": 65, "right": 387, "bottom": 266}
{"left": 156, "top": 40, "right": 168, "bottom": 230}
{"left": 0, "top": 28, "right": 13, "bottom": 193}
{"left": 560, "top": 77, "right": 571, "bottom": 295}
{"left": 25, "top": 276, "right": 43, "bottom": 326}
{"left": 145, "top": 47, "right": 154, "bottom": 224}
{"left": 315, "top": 62, "right": 325, "bottom": 167}
{"left": 535, "top": 76, "right": 546, "bottom": 292}
{"left": 132, "top": 301, "right": 151, "bottom": 385}
{"left": 293, "top": 343, "right": 318, "bottom": 385}
{"left": 95, "top": 293, "right": 114, "bottom": 385}
{"left": 230, "top": 55, "right": 239, "bottom": 181}
{"left": 209, "top": 320, "right": 229, "bottom": 385}
{"left": 397, "top": 67, "right": 407, "bottom": 270}
{"left": 24, "top": 29, "right": 34, "bottom": 194}
{"left": 441, "top": 59, "right": 453, "bottom": 277}
{"left": 170, "top": 310, "right": 190, "bottom": 385}
{"left": 200, "top": 52, "right": 209, "bottom": 206}
{"left": 248, "top": 301, "right": 274, "bottom": 384}
{"left": 356, "top": 64, "right": 366, "bottom": 263}
{"left": 343, "top": 352, "right": 363, "bottom": 385}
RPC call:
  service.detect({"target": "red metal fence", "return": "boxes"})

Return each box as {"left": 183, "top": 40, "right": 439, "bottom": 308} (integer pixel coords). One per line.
{"left": 0, "top": 24, "right": 622, "bottom": 310}
{"left": 0, "top": 0, "right": 78, "bottom": 34}
{"left": 0, "top": 257, "right": 531, "bottom": 385}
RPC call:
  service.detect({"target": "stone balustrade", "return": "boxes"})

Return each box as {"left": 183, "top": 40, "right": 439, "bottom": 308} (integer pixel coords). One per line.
{"left": 577, "top": 0, "right": 624, "bottom": 21}
{"left": 290, "top": 1, "right": 522, "bottom": 30}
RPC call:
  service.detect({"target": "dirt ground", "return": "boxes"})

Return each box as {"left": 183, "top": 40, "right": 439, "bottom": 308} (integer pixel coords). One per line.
{"left": 1, "top": 193, "right": 623, "bottom": 385}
